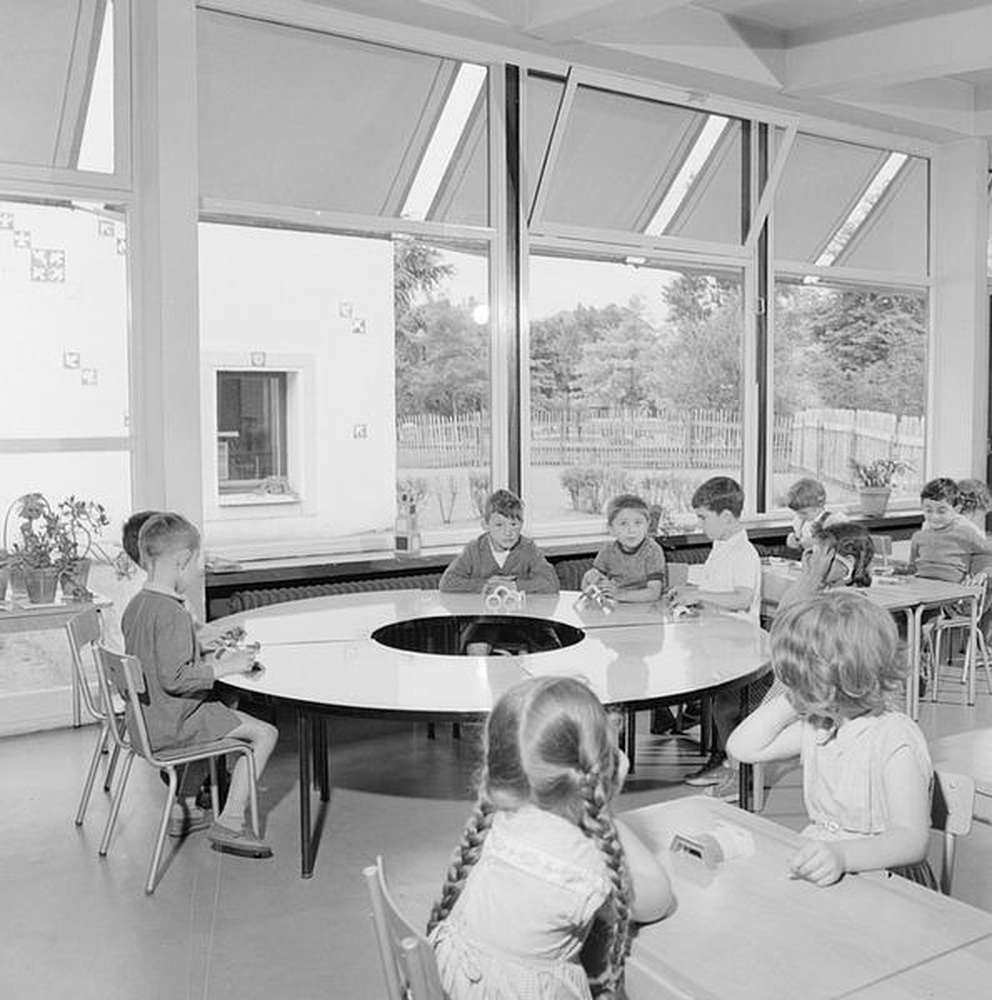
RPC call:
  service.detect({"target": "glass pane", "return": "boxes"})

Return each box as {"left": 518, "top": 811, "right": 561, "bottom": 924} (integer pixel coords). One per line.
{"left": 0, "top": 0, "right": 115, "bottom": 172}
{"left": 0, "top": 198, "right": 129, "bottom": 440}
{"left": 527, "top": 255, "right": 743, "bottom": 531}
{"left": 772, "top": 278, "right": 927, "bottom": 507}
{"left": 525, "top": 73, "right": 566, "bottom": 219}
{"left": 198, "top": 12, "right": 488, "bottom": 224}
{"left": 217, "top": 372, "right": 288, "bottom": 492}
{"left": 394, "top": 238, "right": 491, "bottom": 533}
{"left": 537, "top": 84, "right": 743, "bottom": 243}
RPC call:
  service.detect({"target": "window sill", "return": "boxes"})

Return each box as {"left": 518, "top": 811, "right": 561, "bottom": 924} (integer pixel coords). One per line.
{"left": 218, "top": 492, "right": 301, "bottom": 508}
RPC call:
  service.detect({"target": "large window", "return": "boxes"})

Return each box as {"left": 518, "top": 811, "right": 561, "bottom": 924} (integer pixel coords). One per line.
{"left": 527, "top": 255, "right": 743, "bottom": 531}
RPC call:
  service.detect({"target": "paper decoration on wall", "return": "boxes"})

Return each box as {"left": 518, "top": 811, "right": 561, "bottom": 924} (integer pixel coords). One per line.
{"left": 351, "top": 318, "right": 367, "bottom": 335}
{"left": 250, "top": 352, "right": 267, "bottom": 367}
{"left": 63, "top": 350, "right": 81, "bottom": 369}
{"left": 81, "top": 368, "right": 98, "bottom": 386}
{"left": 31, "top": 248, "right": 65, "bottom": 282}
{"left": 13, "top": 230, "right": 30, "bottom": 248}
{"left": 338, "top": 301, "right": 353, "bottom": 318}
{"left": 116, "top": 237, "right": 127, "bottom": 255}
{"left": 0, "top": 212, "right": 13, "bottom": 229}
{"left": 352, "top": 423, "right": 368, "bottom": 439}
{"left": 98, "top": 219, "right": 115, "bottom": 237}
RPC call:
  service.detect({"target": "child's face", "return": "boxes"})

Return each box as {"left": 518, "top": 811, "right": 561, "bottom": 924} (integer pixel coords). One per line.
{"left": 922, "top": 498, "right": 956, "bottom": 530}
{"left": 694, "top": 506, "right": 733, "bottom": 541}
{"left": 611, "top": 509, "right": 649, "bottom": 550}
{"left": 174, "top": 546, "right": 203, "bottom": 594}
{"left": 795, "top": 504, "right": 822, "bottom": 524}
{"left": 485, "top": 512, "right": 522, "bottom": 552}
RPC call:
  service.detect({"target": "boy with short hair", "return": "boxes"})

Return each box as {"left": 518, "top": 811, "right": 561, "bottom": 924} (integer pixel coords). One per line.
{"left": 907, "top": 478, "right": 992, "bottom": 582}
{"left": 669, "top": 477, "right": 768, "bottom": 797}
{"left": 582, "top": 493, "right": 667, "bottom": 603}
{"left": 123, "top": 512, "right": 278, "bottom": 857}
{"left": 439, "top": 489, "right": 559, "bottom": 594}
{"left": 784, "top": 477, "right": 845, "bottom": 553}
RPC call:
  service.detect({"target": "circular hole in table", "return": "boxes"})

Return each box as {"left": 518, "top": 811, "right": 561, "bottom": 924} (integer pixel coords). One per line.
{"left": 371, "top": 615, "right": 585, "bottom": 656}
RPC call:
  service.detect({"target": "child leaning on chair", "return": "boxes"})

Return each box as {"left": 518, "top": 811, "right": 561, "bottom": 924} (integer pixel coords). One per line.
{"left": 121, "top": 512, "right": 278, "bottom": 858}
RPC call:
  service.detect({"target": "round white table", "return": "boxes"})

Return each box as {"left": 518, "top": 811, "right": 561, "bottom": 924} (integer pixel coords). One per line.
{"left": 220, "top": 590, "right": 770, "bottom": 876}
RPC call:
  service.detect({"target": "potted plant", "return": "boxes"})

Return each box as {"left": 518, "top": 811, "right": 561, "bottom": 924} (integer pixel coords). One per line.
{"left": 0, "top": 546, "right": 10, "bottom": 602}
{"left": 849, "top": 458, "right": 911, "bottom": 517}
{"left": 6, "top": 493, "right": 65, "bottom": 603}
{"left": 55, "top": 495, "right": 111, "bottom": 600}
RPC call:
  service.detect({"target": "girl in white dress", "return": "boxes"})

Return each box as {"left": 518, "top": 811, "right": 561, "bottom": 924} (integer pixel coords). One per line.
{"left": 728, "top": 591, "right": 935, "bottom": 888}
{"left": 427, "top": 676, "right": 673, "bottom": 999}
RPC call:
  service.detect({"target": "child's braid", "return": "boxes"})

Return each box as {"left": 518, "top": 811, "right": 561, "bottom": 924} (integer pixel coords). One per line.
{"left": 426, "top": 797, "right": 495, "bottom": 934}
{"left": 578, "top": 766, "right": 632, "bottom": 999}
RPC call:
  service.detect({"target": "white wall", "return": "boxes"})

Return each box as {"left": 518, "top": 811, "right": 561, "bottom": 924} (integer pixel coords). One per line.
{"left": 198, "top": 224, "right": 396, "bottom": 557}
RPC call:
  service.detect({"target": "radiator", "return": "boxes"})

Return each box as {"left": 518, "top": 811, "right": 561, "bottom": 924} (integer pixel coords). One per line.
{"left": 227, "top": 573, "right": 442, "bottom": 613}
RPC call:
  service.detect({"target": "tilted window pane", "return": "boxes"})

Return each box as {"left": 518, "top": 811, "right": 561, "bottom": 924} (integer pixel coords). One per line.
{"left": 198, "top": 12, "right": 488, "bottom": 224}
{"left": 0, "top": 0, "right": 116, "bottom": 172}
{"left": 527, "top": 254, "right": 744, "bottom": 531}
{"left": 772, "top": 279, "right": 927, "bottom": 507}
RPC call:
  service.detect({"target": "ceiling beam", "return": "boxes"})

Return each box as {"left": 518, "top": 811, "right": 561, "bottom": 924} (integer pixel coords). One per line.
{"left": 785, "top": 5, "right": 992, "bottom": 96}
{"left": 523, "top": 0, "right": 692, "bottom": 43}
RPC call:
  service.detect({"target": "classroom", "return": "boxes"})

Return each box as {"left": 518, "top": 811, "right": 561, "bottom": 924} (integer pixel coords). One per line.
{"left": 2, "top": 2, "right": 992, "bottom": 998}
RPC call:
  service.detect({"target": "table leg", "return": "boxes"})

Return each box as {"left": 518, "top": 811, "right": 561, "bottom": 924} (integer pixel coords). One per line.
{"left": 627, "top": 707, "right": 637, "bottom": 775}
{"left": 64, "top": 622, "right": 82, "bottom": 728}
{"left": 297, "top": 707, "right": 316, "bottom": 879}
{"left": 314, "top": 714, "right": 330, "bottom": 800}
{"left": 968, "top": 592, "right": 979, "bottom": 706}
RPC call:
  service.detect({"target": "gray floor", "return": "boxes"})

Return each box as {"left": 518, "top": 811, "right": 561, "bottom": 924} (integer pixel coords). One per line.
{"left": 2, "top": 674, "right": 991, "bottom": 1000}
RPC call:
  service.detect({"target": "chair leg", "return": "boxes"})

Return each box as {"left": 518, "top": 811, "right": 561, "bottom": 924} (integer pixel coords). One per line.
{"left": 753, "top": 762, "right": 766, "bottom": 812}
{"left": 104, "top": 742, "right": 121, "bottom": 793}
{"left": 978, "top": 632, "right": 992, "bottom": 696}
{"left": 241, "top": 748, "right": 260, "bottom": 838}
{"left": 100, "top": 750, "right": 135, "bottom": 856}
{"left": 146, "top": 768, "right": 179, "bottom": 894}
{"left": 75, "top": 722, "right": 110, "bottom": 826}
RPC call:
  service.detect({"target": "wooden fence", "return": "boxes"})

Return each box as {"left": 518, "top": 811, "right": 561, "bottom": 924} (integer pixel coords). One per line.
{"left": 397, "top": 407, "right": 925, "bottom": 484}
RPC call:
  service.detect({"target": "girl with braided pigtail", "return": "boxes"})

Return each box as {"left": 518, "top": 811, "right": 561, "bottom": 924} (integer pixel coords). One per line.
{"left": 428, "top": 676, "right": 673, "bottom": 1000}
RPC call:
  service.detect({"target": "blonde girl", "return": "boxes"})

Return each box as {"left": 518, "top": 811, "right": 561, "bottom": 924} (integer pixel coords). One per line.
{"left": 427, "top": 676, "right": 672, "bottom": 999}
{"left": 728, "top": 592, "right": 934, "bottom": 888}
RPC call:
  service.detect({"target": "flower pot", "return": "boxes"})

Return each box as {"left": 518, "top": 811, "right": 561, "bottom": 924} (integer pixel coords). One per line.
{"left": 0, "top": 564, "right": 9, "bottom": 601}
{"left": 62, "top": 557, "right": 92, "bottom": 601}
{"left": 859, "top": 487, "right": 891, "bottom": 517}
{"left": 9, "top": 562, "right": 27, "bottom": 600}
{"left": 23, "top": 565, "right": 61, "bottom": 604}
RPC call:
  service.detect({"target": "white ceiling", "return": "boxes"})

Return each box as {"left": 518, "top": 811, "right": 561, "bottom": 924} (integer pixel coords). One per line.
{"left": 308, "top": 0, "right": 992, "bottom": 146}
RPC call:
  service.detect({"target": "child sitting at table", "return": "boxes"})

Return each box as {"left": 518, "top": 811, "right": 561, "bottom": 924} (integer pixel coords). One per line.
{"left": 727, "top": 591, "right": 934, "bottom": 888}
{"left": 784, "top": 477, "right": 845, "bottom": 555}
{"left": 581, "top": 493, "right": 667, "bottom": 603}
{"left": 122, "top": 512, "right": 278, "bottom": 857}
{"left": 439, "top": 488, "right": 559, "bottom": 594}
{"left": 778, "top": 521, "right": 874, "bottom": 611}
{"left": 667, "top": 477, "right": 769, "bottom": 791}
{"left": 427, "top": 675, "right": 673, "bottom": 999}
{"left": 907, "top": 477, "right": 992, "bottom": 582}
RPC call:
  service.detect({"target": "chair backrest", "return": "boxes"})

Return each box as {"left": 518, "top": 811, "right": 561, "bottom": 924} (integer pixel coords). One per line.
{"left": 363, "top": 857, "right": 444, "bottom": 1000}
{"left": 67, "top": 606, "right": 104, "bottom": 720}
{"left": 94, "top": 644, "right": 152, "bottom": 759}
{"left": 931, "top": 769, "right": 975, "bottom": 895}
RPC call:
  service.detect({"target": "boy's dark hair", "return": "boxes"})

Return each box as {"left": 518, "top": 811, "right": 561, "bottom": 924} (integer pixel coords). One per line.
{"left": 921, "top": 477, "right": 959, "bottom": 505}
{"left": 785, "top": 478, "right": 826, "bottom": 511}
{"left": 484, "top": 489, "right": 523, "bottom": 522}
{"left": 692, "top": 476, "right": 744, "bottom": 518}
{"left": 138, "top": 512, "right": 200, "bottom": 564}
{"left": 811, "top": 520, "right": 875, "bottom": 588}
{"left": 122, "top": 509, "right": 158, "bottom": 566}
{"left": 606, "top": 493, "right": 650, "bottom": 525}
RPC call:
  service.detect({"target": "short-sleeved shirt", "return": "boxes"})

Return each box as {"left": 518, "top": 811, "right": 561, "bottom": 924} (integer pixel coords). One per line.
{"left": 122, "top": 589, "right": 239, "bottom": 751}
{"left": 909, "top": 516, "right": 992, "bottom": 582}
{"left": 800, "top": 712, "right": 932, "bottom": 841}
{"left": 687, "top": 528, "right": 762, "bottom": 621}
{"left": 592, "top": 538, "right": 667, "bottom": 592}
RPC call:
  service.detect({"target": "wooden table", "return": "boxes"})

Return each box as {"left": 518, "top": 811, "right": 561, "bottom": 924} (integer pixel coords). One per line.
{"left": 220, "top": 590, "right": 770, "bottom": 877}
{"left": 622, "top": 796, "right": 992, "bottom": 1000}
{"left": 0, "top": 596, "right": 112, "bottom": 728}
{"left": 762, "top": 564, "right": 980, "bottom": 719}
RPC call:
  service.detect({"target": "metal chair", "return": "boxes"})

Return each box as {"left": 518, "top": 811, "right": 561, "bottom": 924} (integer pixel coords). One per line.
{"left": 92, "top": 644, "right": 260, "bottom": 894}
{"left": 928, "top": 572, "right": 992, "bottom": 705}
{"left": 68, "top": 606, "right": 123, "bottom": 825}
{"left": 932, "top": 769, "right": 975, "bottom": 896}
{"left": 363, "top": 856, "right": 444, "bottom": 1000}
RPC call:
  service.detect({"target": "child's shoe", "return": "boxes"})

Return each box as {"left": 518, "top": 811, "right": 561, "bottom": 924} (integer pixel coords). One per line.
{"left": 207, "top": 822, "right": 273, "bottom": 858}
{"left": 706, "top": 765, "right": 740, "bottom": 803}
{"left": 684, "top": 750, "right": 727, "bottom": 786}
{"left": 168, "top": 798, "right": 213, "bottom": 838}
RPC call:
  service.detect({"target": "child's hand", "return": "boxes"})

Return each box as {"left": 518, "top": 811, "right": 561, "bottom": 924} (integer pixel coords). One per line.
{"left": 212, "top": 644, "right": 259, "bottom": 678}
{"left": 668, "top": 584, "right": 700, "bottom": 606}
{"left": 788, "top": 839, "right": 844, "bottom": 886}
{"left": 486, "top": 574, "right": 516, "bottom": 588}
{"left": 597, "top": 578, "right": 619, "bottom": 599}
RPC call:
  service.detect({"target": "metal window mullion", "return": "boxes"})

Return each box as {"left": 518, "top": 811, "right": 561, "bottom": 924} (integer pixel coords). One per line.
{"left": 743, "top": 122, "right": 796, "bottom": 257}
{"left": 774, "top": 259, "right": 931, "bottom": 290}
{"left": 530, "top": 222, "right": 751, "bottom": 263}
